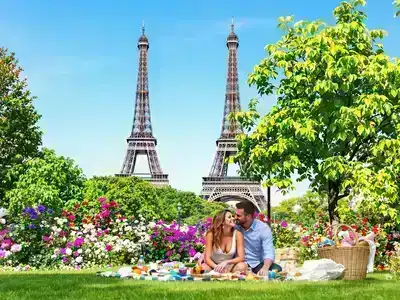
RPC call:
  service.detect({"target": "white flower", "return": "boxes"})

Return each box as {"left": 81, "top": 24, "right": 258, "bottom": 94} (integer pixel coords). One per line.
{"left": 0, "top": 218, "right": 5, "bottom": 225}
{"left": 75, "top": 256, "right": 83, "bottom": 263}
{"left": 78, "top": 249, "right": 82, "bottom": 254}
{"left": 10, "top": 244, "right": 22, "bottom": 252}
{"left": 0, "top": 207, "right": 6, "bottom": 218}
{"left": 66, "top": 248, "right": 72, "bottom": 256}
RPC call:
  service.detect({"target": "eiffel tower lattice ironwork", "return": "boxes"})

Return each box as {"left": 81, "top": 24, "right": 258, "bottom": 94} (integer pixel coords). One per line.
{"left": 200, "top": 18, "right": 270, "bottom": 213}
{"left": 117, "top": 22, "right": 169, "bottom": 186}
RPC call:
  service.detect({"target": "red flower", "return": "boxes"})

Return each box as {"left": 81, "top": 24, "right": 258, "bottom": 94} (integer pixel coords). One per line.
{"left": 372, "top": 226, "right": 379, "bottom": 234}
{"left": 82, "top": 200, "right": 88, "bottom": 206}
{"left": 109, "top": 201, "right": 118, "bottom": 208}
{"left": 68, "top": 215, "right": 76, "bottom": 222}
{"left": 105, "top": 244, "right": 112, "bottom": 252}
{"left": 74, "top": 203, "right": 80, "bottom": 209}
{"left": 362, "top": 218, "right": 368, "bottom": 224}
{"left": 341, "top": 225, "right": 349, "bottom": 231}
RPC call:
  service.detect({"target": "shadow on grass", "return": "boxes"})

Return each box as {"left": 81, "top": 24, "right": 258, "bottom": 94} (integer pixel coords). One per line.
{"left": 0, "top": 272, "right": 397, "bottom": 300}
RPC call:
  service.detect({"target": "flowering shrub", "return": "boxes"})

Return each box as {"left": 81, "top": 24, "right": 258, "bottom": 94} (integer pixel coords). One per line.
{"left": 147, "top": 218, "right": 211, "bottom": 262}
{"left": 388, "top": 242, "right": 400, "bottom": 280}
{"left": 0, "top": 198, "right": 152, "bottom": 269}
{"left": 256, "top": 214, "right": 299, "bottom": 249}
{"left": 0, "top": 207, "right": 22, "bottom": 263}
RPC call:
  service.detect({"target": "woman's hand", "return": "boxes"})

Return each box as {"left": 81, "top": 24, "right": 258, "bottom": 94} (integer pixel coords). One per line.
{"left": 214, "top": 261, "right": 229, "bottom": 273}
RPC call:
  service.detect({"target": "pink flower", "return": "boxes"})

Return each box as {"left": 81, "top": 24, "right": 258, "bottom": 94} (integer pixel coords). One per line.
{"left": 100, "top": 210, "right": 110, "bottom": 218}
{"left": 73, "top": 237, "right": 84, "bottom": 248}
{"left": 281, "top": 221, "right": 288, "bottom": 228}
{"left": 189, "top": 248, "right": 196, "bottom": 257}
{"left": 105, "top": 244, "right": 112, "bottom": 252}
{"left": 42, "top": 235, "right": 52, "bottom": 242}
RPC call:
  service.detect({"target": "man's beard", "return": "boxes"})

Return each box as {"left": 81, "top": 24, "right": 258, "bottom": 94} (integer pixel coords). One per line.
{"left": 236, "top": 219, "right": 244, "bottom": 225}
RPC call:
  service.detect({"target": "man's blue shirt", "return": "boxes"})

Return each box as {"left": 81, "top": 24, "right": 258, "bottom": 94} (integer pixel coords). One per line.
{"left": 236, "top": 219, "right": 275, "bottom": 267}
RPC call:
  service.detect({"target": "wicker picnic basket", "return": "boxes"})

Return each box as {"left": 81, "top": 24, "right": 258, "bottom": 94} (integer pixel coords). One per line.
{"left": 317, "top": 224, "right": 370, "bottom": 280}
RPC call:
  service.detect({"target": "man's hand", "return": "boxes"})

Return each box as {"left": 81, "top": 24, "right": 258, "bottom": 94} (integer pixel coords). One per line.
{"left": 214, "top": 261, "right": 229, "bottom": 273}
{"left": 257, "top": 266, "right": 269, "bottom": 276}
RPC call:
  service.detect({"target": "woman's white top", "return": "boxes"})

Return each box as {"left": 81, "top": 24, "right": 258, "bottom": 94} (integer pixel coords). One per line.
{"left": 210, "top": 230, "right": 237, "bottom": 264}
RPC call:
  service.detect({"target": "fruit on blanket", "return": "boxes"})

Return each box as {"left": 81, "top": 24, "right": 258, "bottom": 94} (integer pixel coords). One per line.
{"left": 246, "top": 273, "right": 255, "bottom": 280}
{"left": 192, "top": 266, "right": 201, "bottom": 274}
{"left": 185, "top": 263, "right": 196, "bottom": 268}
{"left": 133, "top": 268, "right": 142, "bottom": 275}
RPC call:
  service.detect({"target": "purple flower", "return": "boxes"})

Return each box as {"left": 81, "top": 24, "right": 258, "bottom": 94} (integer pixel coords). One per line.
{"left": 166, "top": 250, "right": 173, "bottom": 257}
{"left": 24, "top": 207, "right": 35, "bottom": 215}
{"left": 66, "top": 242, "right": 73, "bottom": 248}
{"left": 60, "top": 248, "right": 66, "bottom": 255}
{"left": 28, "top": 224, "right": 36, "bottom": 229}
{"left": 47, "top": 209, "right": 54, "bottom": 215}
{"left": 0, "top": 249, "right": 6, "bottom": 258}
{"left": 73, "top": 238, "right": 84, "bottom": 248}
{"left": 62, "top": 257, "right": 69, "bottom": 263}
{"left": 281, "top": 221, "right": 288, "bottom": 228}
{"left": 37, "top": 205, "right": 46, "bottom": 213}
{"left": 42, "top": 235, "right": 51, "bottom": 242}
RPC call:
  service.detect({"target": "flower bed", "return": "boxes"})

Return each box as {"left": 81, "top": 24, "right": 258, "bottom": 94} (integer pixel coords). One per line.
{"left": 1, "top": 201, "right": 398, "bottom": 272}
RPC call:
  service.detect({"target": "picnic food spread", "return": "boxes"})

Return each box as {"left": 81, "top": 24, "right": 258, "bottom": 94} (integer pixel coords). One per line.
{"left": 96, "top": 262, "right": 288, "bottom": 281}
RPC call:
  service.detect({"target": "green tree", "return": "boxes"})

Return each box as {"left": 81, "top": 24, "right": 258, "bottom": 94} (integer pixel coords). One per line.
{"left": 6, "top": 148, "right": 85, "bottom": 213}
{"left": 82, "top": 176, "right": 227, "bottom": 223}
{"left": 233, "top": 0, "right": 400, "bottom": 225}
{"left": 272, "top": 191, "right": 327, "bottom": 226}
{"left": 0, "top": 48, "right": 42, "bottom": 202}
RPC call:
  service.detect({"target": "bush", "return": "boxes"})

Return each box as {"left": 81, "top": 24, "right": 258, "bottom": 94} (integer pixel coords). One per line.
{"left": 146, "top": 218, "right": 211, "bottom": 262}
{"left": 6, "top": 148, "right": 85, "bottom": 214}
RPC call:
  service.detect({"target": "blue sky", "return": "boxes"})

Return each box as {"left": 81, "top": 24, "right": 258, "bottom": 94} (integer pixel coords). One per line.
{"left": 1, "top": 0, "right": 400, "bottom": 205}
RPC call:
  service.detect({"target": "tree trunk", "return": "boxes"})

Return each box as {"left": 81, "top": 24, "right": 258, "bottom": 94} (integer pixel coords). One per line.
{"left": 328, "top": 180, "right": 340, "bottom": 224}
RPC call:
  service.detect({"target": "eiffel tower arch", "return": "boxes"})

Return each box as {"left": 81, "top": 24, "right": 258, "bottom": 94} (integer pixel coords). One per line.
{"left": 200, "top": 18, "right": 271, "bottom": 216}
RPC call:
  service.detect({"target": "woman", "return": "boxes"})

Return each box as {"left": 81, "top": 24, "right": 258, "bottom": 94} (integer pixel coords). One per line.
{"left": 203, "top": 209, "right": 247, "bottom": 273}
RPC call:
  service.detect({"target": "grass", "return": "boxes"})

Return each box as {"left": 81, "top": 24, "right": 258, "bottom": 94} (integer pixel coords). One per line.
{"left": 0, "top": 269, "right": 397, "bottom": 300}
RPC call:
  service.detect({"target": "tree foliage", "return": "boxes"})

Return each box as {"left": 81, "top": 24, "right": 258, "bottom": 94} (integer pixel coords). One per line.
{"left": 394, "top": 0, "right": 400, "bottom": 18}
{"left": 5, "top": 148, "right": 86, "bottom": 213}
{"left": 233, "top": 0, "right": 400, "bottom": 225}
{"left": 0, "top": 48, "right": 42, "bottom": 201}
{"left": 272, "top": 191, "right": 327, "bottom": 226}
{"left": 82, "top": 176, "right": 227, "bottom": 223}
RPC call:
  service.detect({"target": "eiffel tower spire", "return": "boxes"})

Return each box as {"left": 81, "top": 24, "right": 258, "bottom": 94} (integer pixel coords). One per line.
{"left": 118, "top": 23, "right": 169, "bottom": 186}
{"left": 220, "top": 16, "right": 242, "bottom": 139}
{"left": 201, "top": 18, "right": 269, "bottom": 213}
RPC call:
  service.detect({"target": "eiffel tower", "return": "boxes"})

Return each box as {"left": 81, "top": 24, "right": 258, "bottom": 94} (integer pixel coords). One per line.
{"left": 118, "top": 23, "right": 169, "bottom": 186}
{"left": 200, "top": 18, "right": 270, "bottom": 213}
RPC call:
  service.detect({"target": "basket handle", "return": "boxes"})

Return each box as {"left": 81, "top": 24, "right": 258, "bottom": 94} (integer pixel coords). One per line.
{"left": 332, "top": 223, "right": 359, "bottom": 244}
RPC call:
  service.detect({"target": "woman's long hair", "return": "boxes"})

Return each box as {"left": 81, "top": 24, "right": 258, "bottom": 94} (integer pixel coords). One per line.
{"left": 208, "top": 209, "right": 234, "bottom": 249}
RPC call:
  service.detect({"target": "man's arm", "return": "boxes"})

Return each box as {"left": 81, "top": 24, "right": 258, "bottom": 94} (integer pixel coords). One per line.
{"left": 258, "top": 226, "right": 275, "bottom": 275}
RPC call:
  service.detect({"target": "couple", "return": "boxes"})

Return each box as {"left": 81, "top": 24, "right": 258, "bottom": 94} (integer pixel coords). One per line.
{"left": 200, "top": 201, "right": 281, "bottom": 275}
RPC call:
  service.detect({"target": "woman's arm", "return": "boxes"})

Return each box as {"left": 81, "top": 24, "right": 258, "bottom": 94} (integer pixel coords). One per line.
{"left": 204, "top": 231, "right": 217, "bottom": 269}
{"left": 224, "top": 230, "right": 245, "bottom": 265}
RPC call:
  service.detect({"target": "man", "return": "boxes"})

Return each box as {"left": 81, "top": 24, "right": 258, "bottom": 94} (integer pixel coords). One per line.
{"left": 235, "top": 201, "right": 281, "bottom": 276}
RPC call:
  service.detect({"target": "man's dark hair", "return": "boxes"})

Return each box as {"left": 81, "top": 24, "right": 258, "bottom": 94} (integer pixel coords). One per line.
{"left": 236, "top": 201, "right": 256, "bottom": 216}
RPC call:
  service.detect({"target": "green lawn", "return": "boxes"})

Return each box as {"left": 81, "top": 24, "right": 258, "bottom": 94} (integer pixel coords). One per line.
{"left": 0, "top": 269, "right": 397, "bottom": 300}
